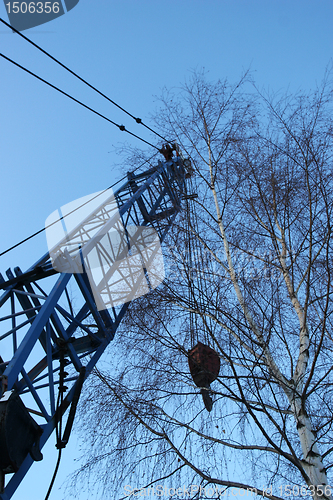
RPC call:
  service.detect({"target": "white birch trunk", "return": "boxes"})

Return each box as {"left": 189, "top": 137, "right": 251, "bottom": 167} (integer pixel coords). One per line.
{"left": 288, "top": 393, "right": 331, "bottom": 500}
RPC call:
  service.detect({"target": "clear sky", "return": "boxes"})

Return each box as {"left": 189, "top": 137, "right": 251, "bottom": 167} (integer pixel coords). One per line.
{"left": 0, "top": 1, "right": 332, "bottom": 499}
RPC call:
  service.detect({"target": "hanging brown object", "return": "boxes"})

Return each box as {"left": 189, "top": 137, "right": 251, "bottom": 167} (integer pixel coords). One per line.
{"left": 188, "top": 342, "right": 220, "bottom": 412}
{"left": 159, "top": 143, "right": 176, "bottom": 161}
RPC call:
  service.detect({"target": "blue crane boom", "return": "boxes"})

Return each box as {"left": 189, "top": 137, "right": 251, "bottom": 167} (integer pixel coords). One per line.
{"left": 0, "top": 153, "right": 187, "bottom": 499}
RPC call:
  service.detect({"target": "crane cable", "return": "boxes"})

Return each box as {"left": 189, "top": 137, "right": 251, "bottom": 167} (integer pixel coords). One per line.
{"left": 185, "top": 177, "right": 202, "bottom": 347}
{"left": 0, "top": 52, "right": 160, "bottom": 151}
{"left": 44, "top": 347, "right": 66, "bottom": 500}
{"left": 0, "top": 17, "right": 170, "bottom": 145}
{"left": 0, "top": 153, "right": 159, "bottom": 258}
{"left": 185, "top": 174, "right": 213, "bottom": 347}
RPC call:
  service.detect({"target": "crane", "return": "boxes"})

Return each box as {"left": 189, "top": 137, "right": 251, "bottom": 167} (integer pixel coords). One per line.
{"left": 0, "top": 149, "right": 189, "bottom": 499}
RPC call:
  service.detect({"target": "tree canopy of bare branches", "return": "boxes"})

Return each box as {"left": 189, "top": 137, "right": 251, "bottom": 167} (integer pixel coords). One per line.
{"left": 71, "top": 70, "right": 333, "bottom": 500}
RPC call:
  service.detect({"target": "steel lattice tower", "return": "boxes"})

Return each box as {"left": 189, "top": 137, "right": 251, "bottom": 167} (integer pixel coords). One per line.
{"left": 0, "top": 154, "right": 187, "bottom": 499}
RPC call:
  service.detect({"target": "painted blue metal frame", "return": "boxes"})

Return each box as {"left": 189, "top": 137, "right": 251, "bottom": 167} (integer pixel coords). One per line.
{"left": 0, "top": 155, "right": 186, "bottom": 499}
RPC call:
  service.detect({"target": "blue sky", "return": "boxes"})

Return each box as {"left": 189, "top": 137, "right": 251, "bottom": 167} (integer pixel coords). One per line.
{"left": 0, "top": 1, "right": 332, "bottom": 498}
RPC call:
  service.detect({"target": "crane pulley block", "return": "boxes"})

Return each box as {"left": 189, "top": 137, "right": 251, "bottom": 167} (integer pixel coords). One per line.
{"left": 188, "top": 342, "right": 220, "bottom": 387}
{"left": 188, "top": 342, "right": 220, "bottom": 412}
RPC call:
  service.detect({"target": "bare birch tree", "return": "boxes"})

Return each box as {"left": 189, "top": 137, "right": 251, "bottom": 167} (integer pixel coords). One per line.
{"left": 71, "top": 71, "right": 333, "bottom": 500}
